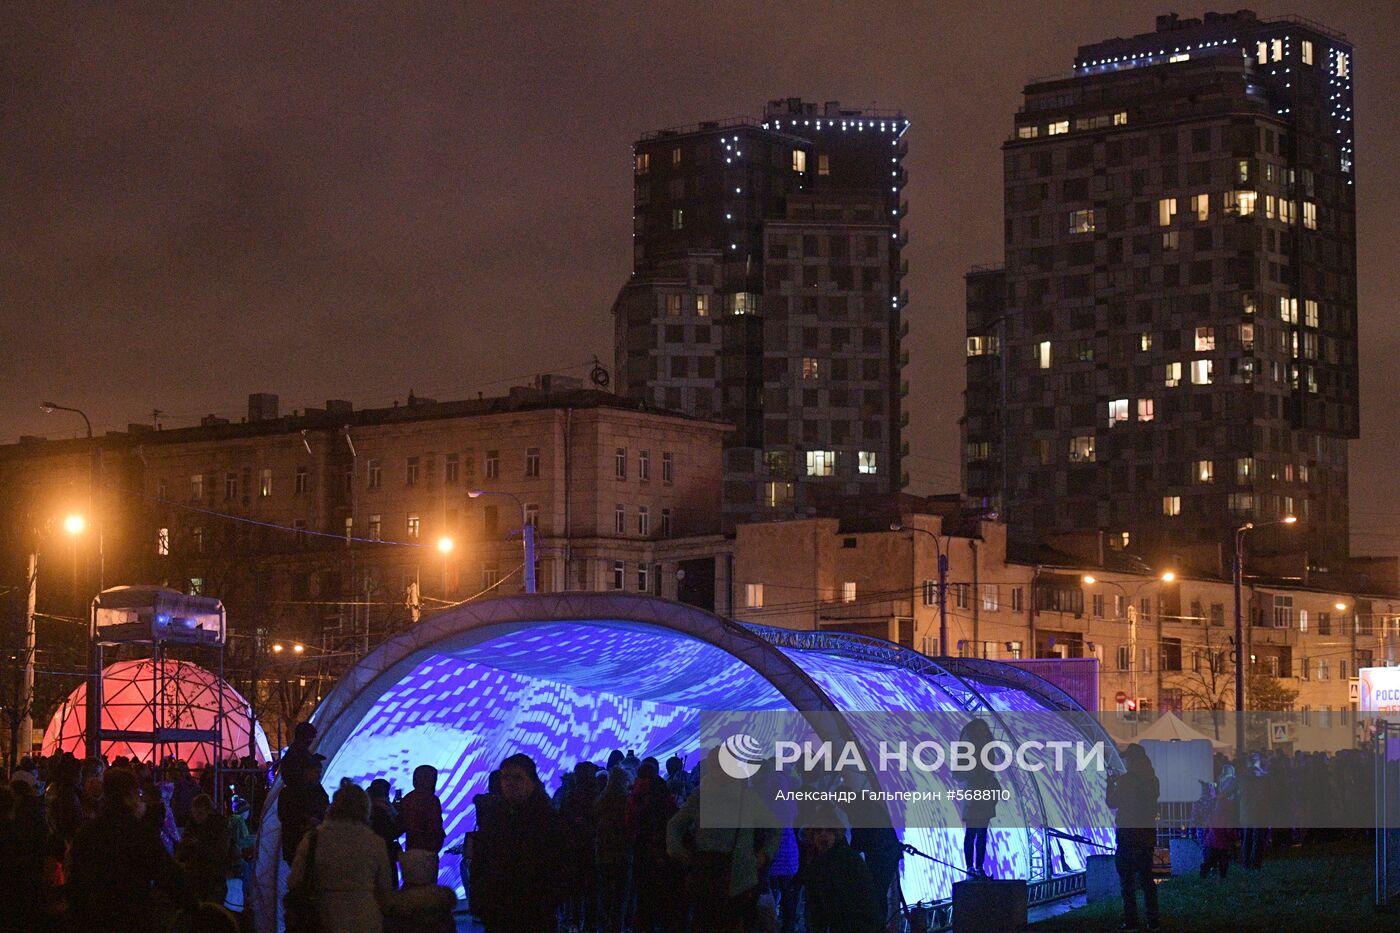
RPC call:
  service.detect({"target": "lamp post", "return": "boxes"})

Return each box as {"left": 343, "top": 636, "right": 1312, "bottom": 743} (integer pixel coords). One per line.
{"left": 892, "top": 522, "right": 948, "bottom": 656}
{"left": 1083, "top": 571, "right": 1175, "bottom": 714}
{"left": 41, "top": 401, "right": 104, "bottom": 760}
{"left": 437, "top": 536, "right": 455, "bottom": 595}
{"left": 469, "top": 490, "right": 536, "bottom": 594}
{"left": 1234, "top": 516, "right": 1298, "bottom": 758}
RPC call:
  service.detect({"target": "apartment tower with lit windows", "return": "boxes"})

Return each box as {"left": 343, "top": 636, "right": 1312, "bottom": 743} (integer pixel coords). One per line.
{"left": 962, "top": 11, "right": 1356, "bottom": 562}
{"left": 614, "top": 98, "right": 910, "bottom": 526}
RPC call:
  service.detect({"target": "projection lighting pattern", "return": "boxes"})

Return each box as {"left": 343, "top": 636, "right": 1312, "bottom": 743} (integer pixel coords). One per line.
{"left": 266, "top": 597, "right": 1115, "bottom": 920}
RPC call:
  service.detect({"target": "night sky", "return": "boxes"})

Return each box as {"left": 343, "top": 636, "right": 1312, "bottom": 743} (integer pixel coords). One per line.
{"left": 3, "top": 2, "right": 1398, "bottom": 552}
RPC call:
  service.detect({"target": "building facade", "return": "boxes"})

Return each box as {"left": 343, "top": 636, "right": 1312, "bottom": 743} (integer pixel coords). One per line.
{"left": 0, "top": 385, "right": 731, "bottom": 743}
{"left": 730, "top": 512, "right": 1394, "bottom": 727}
{"left": 615, "top": 99, "right": 910, "bottom": 525}
{"left": 963, "top": 11, "right": 1357, "bottom": 562}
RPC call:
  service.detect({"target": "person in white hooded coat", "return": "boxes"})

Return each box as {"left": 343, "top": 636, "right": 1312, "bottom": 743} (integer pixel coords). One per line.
{"left": 288, "top": 781, "right": 394, "bottom": 933}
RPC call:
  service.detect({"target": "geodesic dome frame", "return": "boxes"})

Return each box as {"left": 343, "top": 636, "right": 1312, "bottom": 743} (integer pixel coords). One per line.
{"left": 42, "top": 657, "right": 271, "bottom": 767}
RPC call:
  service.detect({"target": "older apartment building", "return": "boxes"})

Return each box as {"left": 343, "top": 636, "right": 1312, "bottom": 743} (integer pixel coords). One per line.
{"left": 730, "top": 512, "right": 1396, "bottom": 719}
{"left": 0, "top": 384, "right": 731, "bottom": 662}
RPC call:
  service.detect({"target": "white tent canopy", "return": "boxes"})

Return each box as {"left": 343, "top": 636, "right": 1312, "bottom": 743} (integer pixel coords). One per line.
{"left": 1133, "top": 711, "right": 1230, "bottom": 748}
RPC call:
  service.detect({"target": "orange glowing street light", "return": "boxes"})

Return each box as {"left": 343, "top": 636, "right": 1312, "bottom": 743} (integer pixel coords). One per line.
{"left": 63, "top": 513, "right": 87, "bottom": 536}
{"left": 437, "top": 536, "right": 455, "bottom": 554}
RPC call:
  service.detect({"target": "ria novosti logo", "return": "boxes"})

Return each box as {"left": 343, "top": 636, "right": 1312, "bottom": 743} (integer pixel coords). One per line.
{"left": 718, "top": 733, "right": 766, "bottom": 779}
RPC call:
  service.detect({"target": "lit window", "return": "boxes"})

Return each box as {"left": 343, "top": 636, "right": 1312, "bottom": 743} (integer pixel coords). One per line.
{"left": 1017, "top": 125, "right": 1038, "bottom": 139}
{"left": 1168, "top": 52, "right": 1190, "bottom": 63}
{"left": 1264, "top": 194, "right": 1276, "bottom": 221}
{"left": 1256, "top": 40, "right": 1268, "bottom": 64}
{"left": 1303, "top": 299, "right": 1319, "bottom": 327}
{"left": 1069, "top": 208, "right": 1096, "bottom": 234}
{"left": 1195, "top": 326, "right": 1215, "bottom": 351}
{"left": 745, "top": 583, "right": 764, "bottom": 608}
{"left": 966, "top": 335, "right": 1000, "bottom": 356}
{"left": 406, "top": 513, "right": 420, "bottom": 538}
{"left": 1036, "top": 341, "right": 1052, "bottom": 369}
{"left": 695, "top": 295, "right": 709, "bottom": 317}
{"left": 665, "top": 294, "right": 683, "bottom": 315}
{"left": 1137, "top": 399, "right": 1155, "bottom": 422}
{"left": 260, "top": 468, "right": 273, "bottom": 497}
{"left": 1240, "top": 323, "right": 1255, "bottom": 350}
{"left": 1113, "top": 111, "right": 1128, "bottom": 125}
{"left": 671, "top": 147, "right": 682, "bottom": 167}
{"left": 1301, "top": 40, "right": 1314, "bottom": 65}
{"left": 801, "top": 357, "right": 821, "bottom": 379}
{"left": 1108, "top": 398, "right": 1130, "bottom": 424}
{"left": 1157, "top": 197, "right": 1177, "bottom": 226}
{"left": 1068, "top": 435, "right": 1096, "bottom": 463}
{"left": 1224, "top": 190, "right": 1256, "bottom": 216}
{"left": 1271, "top": 38, "right": 1283, "bottom": 62}
{"left": 763, "top": 481, "right": 794, "bottom": 508}
{"left": 1191, "top": 359, "right": 1214, "bottom": 385}
{"left": 806, "top": 450, "right": 835, "bottom": 477}
{"left": 157, "top": 528, "right": 169, "bottom": 556}
{"left": 966, "top": 441, "right": 990, "bottom": 460}
{"left": 1047, "top": 120, "right": 1069, "bottom": 135}
{"left": 842, "top": 582, "right": 857, "bottom": 603}
{"left": 1236, "top": 160, "right": 1251, "bottom": 184}
{"left": 1278, "top": 199, "right": 1294, "bottom": 224}
{"left": 1163, "top": 496, "right": 1182, "bottom": 516}
{"left": 1189, "top": 194, "right": 1209, "bottom": 222}
{"left": 671, "top": 208, "right": 684, "bottom": 230}
{"left": 727, "top": 292, "right": 760, "bottom": 315}
{"left": 818, "top": 154, "right": 830, "bottom": 176}
{"left": 189, "top": 577, "right": 204, "bottom": 596}
{"left": 1165, "top": 362, "right": 1182, "bottom": 387}
{"left": 1280, "top": 297, "right": 1298, "bottom": 324}
{"left": 1195, "top": 460, "right": 1215, "bottom": 483}
{"left": 792, "top": 149, "right": 807, "bottom": 173}
{"left": 1140, "top": 333, "right": 1153, "bottom": 351}
{"left": 858, "top": 451, "right": 878, "bottom": 474}
{"left": 634, "top": 152, "right": 650, "bottom": 175}
{"left": 1336, "top": 51, "right": 1349, "bottom": 78}
{"left": 1302, "top": 201, "right": 1317, "bottom": 229}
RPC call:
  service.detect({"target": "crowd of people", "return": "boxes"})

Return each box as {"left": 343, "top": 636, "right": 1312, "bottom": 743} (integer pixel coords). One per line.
{"left": 1190, "top": 746, "right": 1376, "bottom": 879}
{"left": 0, "top": 732, "right": 1385, "bottom": 933}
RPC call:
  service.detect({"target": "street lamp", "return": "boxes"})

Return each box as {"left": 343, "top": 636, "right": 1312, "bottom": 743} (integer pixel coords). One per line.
{"left": 1234, "top": 515, "right": 1298, "bottom": 758}
{"left": 63, "top": 514, "right": 87, "bottom": 536}
{"left": 891, "top": 522, "right": 948, "bottom": 656}
{"left": 469, "top": 490, "right": 536, "bottom": 594}
{"left": 1082, "top": 571, "right": 1177, "bottom": 711}
{"left": 40, "top": 402, "right": 102, "bottom": 592}
{"left": 436, "top": 536, "right": 455, "bottom": 554}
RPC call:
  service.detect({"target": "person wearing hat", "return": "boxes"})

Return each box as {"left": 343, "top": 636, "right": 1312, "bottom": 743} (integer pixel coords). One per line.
{"left": 1107, "top": 744, "right": 1161, "bottom": 932}
{"left": 277, "top": 722, "right": 326, "bottom": 861}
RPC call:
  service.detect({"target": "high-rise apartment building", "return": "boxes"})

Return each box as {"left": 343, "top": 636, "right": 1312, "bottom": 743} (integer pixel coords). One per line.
{"left": 614, "top": 99, "right": 910, "bottom": 525}
{"left": 963, "top": 11, "right": 1356, "bottom": 562}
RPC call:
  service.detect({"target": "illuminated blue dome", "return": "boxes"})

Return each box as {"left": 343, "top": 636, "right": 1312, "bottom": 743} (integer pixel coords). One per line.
{"left": 254, "top": 593, "right": 1117, "bottom": 930}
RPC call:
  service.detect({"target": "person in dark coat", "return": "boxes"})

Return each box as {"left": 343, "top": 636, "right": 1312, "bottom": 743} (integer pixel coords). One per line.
{"left": 627, "top": 759, "right": 679, "bottom": 933}
{"left": 958, "top": 719, "right": 1000, "bottom": 877}
{"left": 400, "top": 765, "right": 445, "bottom": 887}
{"left": 798, "top": 809, "right": 882, "bottom": 933}
{"left": 1108, "top": 744, "right": 1161, "bottom": 932}
{"left": 67, "top": 767, "right": 192, "bottom": 932}
{"left": 176, "top": 793, "right": 232, "bottom": 906}
{"left": 472, "top": 753, "right": 567, "bottom": 933}
{"left": 279, "top": 756, "right": 329, "bottom": 864}
{"left": 368, "top": 778, "right": 404, "bottom": 885}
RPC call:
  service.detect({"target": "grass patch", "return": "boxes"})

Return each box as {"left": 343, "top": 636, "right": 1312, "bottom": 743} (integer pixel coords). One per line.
{"left": 1033, "top": 839, "right": 1378, "bottom": 931}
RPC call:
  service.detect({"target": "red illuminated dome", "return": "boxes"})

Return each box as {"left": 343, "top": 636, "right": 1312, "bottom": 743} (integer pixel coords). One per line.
{"left": 41, "top": 658, "right": 271, "bottom": 767}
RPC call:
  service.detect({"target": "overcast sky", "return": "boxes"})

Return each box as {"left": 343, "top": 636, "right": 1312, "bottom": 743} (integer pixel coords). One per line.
{"left": 3, "top": 2, "right": 1397, "bottom": 552}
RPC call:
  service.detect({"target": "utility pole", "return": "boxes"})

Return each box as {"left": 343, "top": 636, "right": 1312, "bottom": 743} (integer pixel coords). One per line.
{"left": 18, "top": 552, "right": 36, "bottom": 764}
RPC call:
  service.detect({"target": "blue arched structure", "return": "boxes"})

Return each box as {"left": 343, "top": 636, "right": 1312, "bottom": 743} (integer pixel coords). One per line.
{"left": 254, "top": 593, "right": 1118, "bottom": 930}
